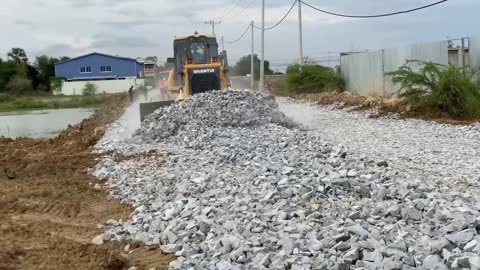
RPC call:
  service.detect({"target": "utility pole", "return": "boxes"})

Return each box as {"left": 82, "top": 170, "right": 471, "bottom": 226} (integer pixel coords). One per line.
{"left": 298, "top": 0, "right": 304, "bottom": 66}
{"left": 250, "top": 21, "right": 255, "bottom": 90}
{"left": 205, "top": 20, "right": 221, "bottom": 35}
{"left": 260, "top": 0, "right": 265, "bottom": 92}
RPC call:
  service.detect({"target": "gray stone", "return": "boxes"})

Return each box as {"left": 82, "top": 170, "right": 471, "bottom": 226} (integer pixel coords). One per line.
{"left": 469, "top": 257, "right": 480, "bottom": 270}
{"left": 333, "top": 233, "right": 350, "bottom": 242}
{"left": 349, "top": 211, "right": 361, "bottom": 220}
{"left": 405, "top": 207, "right": 423, "bottom": 221}
{"left": 363, "top": 250, "right": 383, "bottom": 263}
{"left": 163, "top": 244, "right": 182, "bottom": 253}
{"left": 445, "top": 228, "right": 475, "bottom": 248}
{"left": 377, "top": 161, "right": 389, "bottom": 167}
{"left": 346, "top": 225, "right": 369, "bottom": 238}
{"left": 334, "top": 242, "right": 351, "bottom": 252}
{"left": 431, "top": 238, "right": 452, "bottom": 253}
{"left": 343, "top": 248, "right": 359, "bottom": 264}
{"left": 463, "top": 239, "right": 478, "bottom": 252}
{"left": 451, "top": 257, "right": 470, "bottom": 268}
{"left": 423, "top": 255, "right": 449, "bottom": 270}
{"left": 384, "top": 261, "right": 403, "bottom": 270}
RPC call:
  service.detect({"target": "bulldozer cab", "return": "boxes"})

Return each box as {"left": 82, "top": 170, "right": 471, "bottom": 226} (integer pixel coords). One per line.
{"left": 167, "top": 33, "right": 228, "bottom": 98}
{"left": 140, "top": 33, "right": 229, "bottom": 122}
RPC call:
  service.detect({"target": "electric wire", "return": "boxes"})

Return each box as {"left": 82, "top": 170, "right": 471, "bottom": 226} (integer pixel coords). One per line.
{"left": 224, "top": 24, "right": 252, "bottom": 43}
{"left": 300, "top": 0, "right": 448, "bottom": 18}
{"left": 253, "top": 0, "right": 298, "bottom": 31}
{"left": 216, "top": 0, "right": 245, "bottom": 21}
{"left": 237, "top": 0, "right": 257, "bottom": 17}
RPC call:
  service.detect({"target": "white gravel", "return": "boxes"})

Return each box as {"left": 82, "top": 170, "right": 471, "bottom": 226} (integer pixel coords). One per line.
{"left": 278, "top": 98, "right": 480, "bottom": 192}
{"left": 93, "top": 92, "right": 480, "bottom": 269}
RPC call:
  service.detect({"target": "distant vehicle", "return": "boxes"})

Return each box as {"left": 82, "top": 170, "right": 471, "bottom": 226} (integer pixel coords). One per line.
{"left": 158, "top": 70, "right": 170, "bottom": 90}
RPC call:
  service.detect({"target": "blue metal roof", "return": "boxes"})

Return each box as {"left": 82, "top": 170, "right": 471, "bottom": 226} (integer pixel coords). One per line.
{"left": 55, "top": 52, "right": 141, "bottom": 66}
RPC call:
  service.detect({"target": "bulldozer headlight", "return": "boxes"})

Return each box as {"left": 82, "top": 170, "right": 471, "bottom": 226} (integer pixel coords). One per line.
{"left": 187, "top": 58, "right": 193, "bottom": 64}
{"left": 212, "top": 56, "right": 219, "bottom": 63}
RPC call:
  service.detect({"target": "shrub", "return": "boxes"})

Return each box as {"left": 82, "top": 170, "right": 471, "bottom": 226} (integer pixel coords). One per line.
{"left": 0, "top": 93, "right": 15, "bottom": 102}
{"left": 387, "top": 61, "right": 480, "bottom": 117}
{"left": 50, "top": 77, "right": 64, "bottom": 95}
{"left": 6, "top": 76, "right": 33, "bottom": 95}
{"left": 286, "top": 64, "right": 344, "bottom": 94}
{"left": 82, "top": 82, "right": 97, "bottom": 96}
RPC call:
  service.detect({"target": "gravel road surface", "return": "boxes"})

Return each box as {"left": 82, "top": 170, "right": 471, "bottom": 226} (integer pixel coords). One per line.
{"left": 278, "top": 98, "right": 480, "bottom": 192}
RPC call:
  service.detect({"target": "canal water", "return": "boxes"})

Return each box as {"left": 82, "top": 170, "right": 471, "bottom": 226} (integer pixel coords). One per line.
{"left": 0, "top": 108, "right": 94, "bottom": 139}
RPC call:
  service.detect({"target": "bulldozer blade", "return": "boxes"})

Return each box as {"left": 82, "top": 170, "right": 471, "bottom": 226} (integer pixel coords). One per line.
{"left": 139, "top": 100, "right": 175, "bottom": 122}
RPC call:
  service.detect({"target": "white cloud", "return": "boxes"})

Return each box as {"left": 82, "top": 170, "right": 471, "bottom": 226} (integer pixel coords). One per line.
{"left": 1, "top": 0, "right": 479, "bottom": 66}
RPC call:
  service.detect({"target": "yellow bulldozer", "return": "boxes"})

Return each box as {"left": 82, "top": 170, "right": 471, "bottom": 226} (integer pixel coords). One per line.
{"left": 139, "top": 32, "right": 230, "bottom": 121}
{"left": 166, "top": 32, "right": 230, "bottom": 101}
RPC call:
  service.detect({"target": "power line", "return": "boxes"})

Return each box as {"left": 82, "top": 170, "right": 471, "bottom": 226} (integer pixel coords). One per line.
{"left": 300, "top": 0, "right": 448, "bottom": 18}
{"left": 254, "top": 0, "right": 298, "bottom": 31}
{"left": 225, "top": 24, "right": 252, "bottom": 43}
{"left": 216, "top": 0, "right": 245, "bottom": 21}
{"left": 237, "top": 0, "right": 257, "bottom": 17}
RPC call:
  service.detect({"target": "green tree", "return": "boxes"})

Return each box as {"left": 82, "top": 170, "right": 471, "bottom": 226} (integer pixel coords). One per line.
{"left": 82, "top": 82, "right": 97, "bottom": 96}
{"left": 145, "top": 56, "right": 158, "bottom": 64}
{"left": 231, "top": 54, "right": 273, "bottom": 80}
{"left": 6, "top": 76, "right": 33, "bottom": 95}
{"left": 0, "top": 61, "right": 20, "bottom": 92}
{"left": 7, "top": 48, "right": 28, "bottom": 64}
{"left": 35, "top": 55, "right": 63, "bottom": 91}
{"left": 25, "top": 64, "right": 40, "bottom": 89}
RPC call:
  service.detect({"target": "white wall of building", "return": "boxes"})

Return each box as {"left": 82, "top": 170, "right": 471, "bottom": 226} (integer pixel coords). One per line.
{"left": 57, "top": 78, "right": 145, "bottom": 96}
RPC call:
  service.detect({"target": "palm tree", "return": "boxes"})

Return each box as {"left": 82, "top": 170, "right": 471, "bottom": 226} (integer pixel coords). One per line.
{"left": 7, "top": 48, "right": 28, "bottom": 64}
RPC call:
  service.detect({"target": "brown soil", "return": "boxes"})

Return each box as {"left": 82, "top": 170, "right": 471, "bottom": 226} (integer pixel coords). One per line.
{"left": 301, "top": 91, "right": 480, "bottom": 125}
{"left": 0, "top": 95, "right": 174, "bottom": 270}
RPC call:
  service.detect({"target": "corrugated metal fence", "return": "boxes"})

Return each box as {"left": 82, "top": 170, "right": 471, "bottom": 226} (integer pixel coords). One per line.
{"left": 470, "top": 35, "right": 480, "bottom": 71}
{"left": 340, "top": 36, "right": 480, "bottom": 96}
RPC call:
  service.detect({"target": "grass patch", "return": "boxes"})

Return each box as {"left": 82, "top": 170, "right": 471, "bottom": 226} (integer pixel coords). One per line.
{"left": 387, "top": 61, "right": 480, "bottom": 118}
{"left": 0, "top": 95, "right": 106, "bottom": 112}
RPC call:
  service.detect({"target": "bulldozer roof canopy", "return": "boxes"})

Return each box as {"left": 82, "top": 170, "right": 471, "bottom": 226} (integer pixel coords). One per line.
{"left": 175, "top": 33, "right": 216, "bottom": 40}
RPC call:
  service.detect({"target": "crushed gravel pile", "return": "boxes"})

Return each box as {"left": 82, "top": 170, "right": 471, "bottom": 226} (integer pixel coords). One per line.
{"left": 134, "top": 91, "right": 297, "bottom": 142}
{"left": 94, "top": 91, "right": 480, "bottom": 270}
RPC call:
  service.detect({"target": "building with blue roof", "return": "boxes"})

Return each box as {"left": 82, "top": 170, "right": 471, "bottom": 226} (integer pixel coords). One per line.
{"left": 55, "top": 52, "right": 144, "bottom": 81}
{"left": 53, "top": 52, "right": 146, "bottom": 96}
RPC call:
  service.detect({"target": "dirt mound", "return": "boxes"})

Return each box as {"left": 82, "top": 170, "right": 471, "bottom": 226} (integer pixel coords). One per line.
{"left": 302, "top": 91, "right": 479, "bottom": 125}
{"left": 0, "top": 95, "right": 173, "bottom": 270}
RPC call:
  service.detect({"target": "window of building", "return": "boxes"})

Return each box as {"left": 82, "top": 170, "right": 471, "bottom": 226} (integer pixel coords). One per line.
{"left": 100, "top": 66, "right": 112, "bottom": 72}
{"left": 80, "top": 66, "right": 92, "bottom": 73}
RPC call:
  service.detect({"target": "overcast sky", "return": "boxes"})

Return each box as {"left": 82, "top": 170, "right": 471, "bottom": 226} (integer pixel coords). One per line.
{"left": 1, "top": 0, "right": 479, "bottom": 71}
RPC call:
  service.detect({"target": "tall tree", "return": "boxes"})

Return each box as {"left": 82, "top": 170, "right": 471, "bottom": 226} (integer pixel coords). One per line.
{"left": 35, "top": 55, "right": 63, "bottom": 91}
{"left": 231, "top": 54, "right": 273, "bottom": 80}
{"left": 7, "top": 48, "right": 28, "bottom": 64}
{"left": 145, "top": 56, "right": 158, "bottom": 65}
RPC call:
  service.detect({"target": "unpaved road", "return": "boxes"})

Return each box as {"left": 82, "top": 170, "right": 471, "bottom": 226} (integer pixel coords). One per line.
{"left": 0, "top": 95, "right": 172, "bottom": 270}
{"left": 278, "top": 98, "right": 480, "bottom": 192}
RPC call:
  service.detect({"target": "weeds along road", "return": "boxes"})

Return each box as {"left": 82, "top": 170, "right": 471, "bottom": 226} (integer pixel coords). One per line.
{"left": 277, "top": 98, "right": 480, "bottom": 193}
